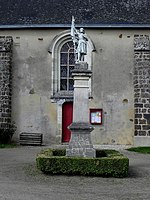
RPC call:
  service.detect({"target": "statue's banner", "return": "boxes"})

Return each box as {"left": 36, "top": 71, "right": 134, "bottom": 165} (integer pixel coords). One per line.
{"left": 71, "top": 17, "right": 88, "bottom": 63}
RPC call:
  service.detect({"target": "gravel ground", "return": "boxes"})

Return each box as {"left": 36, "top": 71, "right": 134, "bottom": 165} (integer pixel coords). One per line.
{"left": 0, "top": 146, "right": 150, "bottom": 200}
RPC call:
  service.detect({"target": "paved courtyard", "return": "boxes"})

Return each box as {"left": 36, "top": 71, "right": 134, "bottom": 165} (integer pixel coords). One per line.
{"left": 0, "top": 146, "right": 150, "bottom": 200}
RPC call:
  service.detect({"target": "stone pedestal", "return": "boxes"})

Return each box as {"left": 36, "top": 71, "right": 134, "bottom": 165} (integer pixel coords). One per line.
{"left": 66, "top": 62, "right": 95, "bottom": 157}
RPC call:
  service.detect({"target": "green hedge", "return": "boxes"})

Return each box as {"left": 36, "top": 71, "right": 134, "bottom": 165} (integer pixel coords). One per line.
{"left": 36, "top": 149, "right": 129, "bottom": 177}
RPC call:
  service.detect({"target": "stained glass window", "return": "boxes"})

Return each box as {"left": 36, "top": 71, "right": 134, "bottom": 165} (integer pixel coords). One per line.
{"left": 60, "top": 41, "right": 75, "bottom": 91}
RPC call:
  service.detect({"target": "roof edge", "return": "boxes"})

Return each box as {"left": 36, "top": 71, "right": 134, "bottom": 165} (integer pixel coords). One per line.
{"left": 0, "top": 24, "right": 150, "bottom": 29}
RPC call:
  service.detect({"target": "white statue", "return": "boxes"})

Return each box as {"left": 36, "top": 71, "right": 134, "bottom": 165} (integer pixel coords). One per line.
{"left": 71, "top": 16, "right": 88, "bottom": 63}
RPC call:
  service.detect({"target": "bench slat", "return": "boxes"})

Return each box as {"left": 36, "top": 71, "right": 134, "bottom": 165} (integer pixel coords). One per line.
{"left": 19, "top": 133, "right": 43, "bottom": 146}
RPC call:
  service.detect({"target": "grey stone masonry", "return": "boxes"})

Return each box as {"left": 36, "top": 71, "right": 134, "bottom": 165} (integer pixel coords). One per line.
{"left": 134, "top": 35, "right": 150, "bottom": 136}
{"left": 0, "top": 36, "right": 13, "bottom": 128}
{"left": 66, "top": 62, "right": 96, "bottom": 157}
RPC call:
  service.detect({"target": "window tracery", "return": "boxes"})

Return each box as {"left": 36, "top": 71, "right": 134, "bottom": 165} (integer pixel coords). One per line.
{"left": 60, "top": 41, "right": 75, "bottom": 91}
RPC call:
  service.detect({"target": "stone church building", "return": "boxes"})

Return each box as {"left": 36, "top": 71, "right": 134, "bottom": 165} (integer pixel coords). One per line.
{"left": 0, "top": 0, "right": 149, "bottom": 146}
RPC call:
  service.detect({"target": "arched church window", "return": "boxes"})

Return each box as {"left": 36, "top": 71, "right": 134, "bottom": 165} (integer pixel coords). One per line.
{"left": 60, "top": 41, "right": 75, "bottom": 91}
{"left": 49, "top": 30, "right": 95, "bottom": 101}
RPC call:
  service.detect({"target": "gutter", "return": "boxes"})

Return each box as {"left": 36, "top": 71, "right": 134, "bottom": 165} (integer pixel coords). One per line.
{"left": 0, "top": 24, "right": 150, "bottom": 29}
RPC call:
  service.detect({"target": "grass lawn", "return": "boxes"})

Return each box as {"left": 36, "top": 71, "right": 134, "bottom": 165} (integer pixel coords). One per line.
{"left": 0, "top": 143, "right": 17, "bottom": 148}
{"left": 127, "top": 147, "right": 150, "bottom": 154}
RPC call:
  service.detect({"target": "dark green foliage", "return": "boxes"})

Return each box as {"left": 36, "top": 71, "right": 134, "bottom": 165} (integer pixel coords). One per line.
{"left": 40, "top": 149, "right": 66, "bottom": 156}
{"left": 96, "top": 149, "right": 107, "bottom": 157}
{"left": 0, "top": 123, "right": 17, "bottom": 144}
{"left": 127, "top": 147, "right": 150, "bottom": 154}
{"left": 36, "top": 149, "right": 129, "bottom": 177}
{"left": 52, "top": 149, "right": 66, "bottom": 156}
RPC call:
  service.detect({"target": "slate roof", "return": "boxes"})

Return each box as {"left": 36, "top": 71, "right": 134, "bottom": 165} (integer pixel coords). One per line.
{"left": 0, "top": 0, "right": 150, "bottom": 27}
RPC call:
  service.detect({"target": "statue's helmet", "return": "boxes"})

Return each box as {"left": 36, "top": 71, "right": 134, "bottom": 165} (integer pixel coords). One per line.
{"left": 79, "top": 28, "right": 85, "bottom": 33}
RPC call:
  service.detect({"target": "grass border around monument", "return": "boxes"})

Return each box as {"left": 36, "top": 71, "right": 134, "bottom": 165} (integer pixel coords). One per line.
{"left": 36, "top": 149, "right": 129, "bottom": 177}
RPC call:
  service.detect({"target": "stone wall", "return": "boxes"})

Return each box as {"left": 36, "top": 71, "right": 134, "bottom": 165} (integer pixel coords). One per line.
{"left": 0, "top": 36, "right": 13, "bottom": 128}
{"left": 0, "top": 29, "right": 135, "bottom": 145}
{"left": 134, "top": 35, "right": 150, "bottom": 136}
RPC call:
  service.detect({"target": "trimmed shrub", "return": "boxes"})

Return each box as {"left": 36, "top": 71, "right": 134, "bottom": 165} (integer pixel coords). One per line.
{"left": 36, "top": 149, "right": 129, "bottom": 177}
{"left": 0, "top": 123, "right": 17, "bottom": 144}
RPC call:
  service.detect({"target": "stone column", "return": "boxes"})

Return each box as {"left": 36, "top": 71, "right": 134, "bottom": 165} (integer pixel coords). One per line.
{"left": 134, "top": 35, "right": 150, "bottom": 136}
{"left": 66, "top": 62, "right": 95, "bottom": 157}
{"left": 0, "top": 36, "right": 13, "bottom": 128}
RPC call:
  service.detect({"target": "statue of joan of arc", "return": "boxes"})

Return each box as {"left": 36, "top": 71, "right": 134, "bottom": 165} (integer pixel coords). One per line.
{"left": 71, "top": 16, "right": 88, "bottom": 63}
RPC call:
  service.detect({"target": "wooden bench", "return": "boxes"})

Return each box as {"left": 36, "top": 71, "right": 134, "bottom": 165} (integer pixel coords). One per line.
{"left": 19, "top": 133, "right": 43, "bottom": 146}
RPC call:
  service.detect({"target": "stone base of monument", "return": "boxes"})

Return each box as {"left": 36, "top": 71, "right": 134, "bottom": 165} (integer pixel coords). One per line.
{"left": 66, "top": 122, "right": 96, "bottom": 158}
